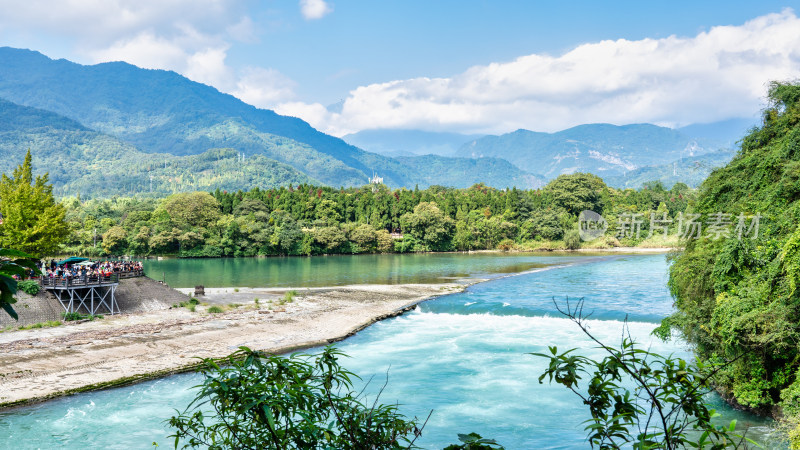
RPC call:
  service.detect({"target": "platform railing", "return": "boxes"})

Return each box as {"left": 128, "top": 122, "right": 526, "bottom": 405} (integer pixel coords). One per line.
{"left": 118, "top": 269, "right": 145, "bottom": 279}
{"left": 39, "top": 273, "right": 121, "bottom": 288}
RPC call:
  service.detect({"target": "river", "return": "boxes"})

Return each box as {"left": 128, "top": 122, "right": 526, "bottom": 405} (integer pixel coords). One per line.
{"left": 0, "top": 253, "right": 782, "bottom": 448}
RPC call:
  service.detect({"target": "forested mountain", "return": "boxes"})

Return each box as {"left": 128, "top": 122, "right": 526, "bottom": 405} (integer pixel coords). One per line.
{"left": 0, "top": 47, "right": 404, "bottom": 187}
{"left": 457, "top": 123, "right": 735, "bottom": 179}
{"left": 0, "top": 47, "right": 540, "bottom": 191}
{"left": 0, "top": 98, "right": 314, "bottom": 198}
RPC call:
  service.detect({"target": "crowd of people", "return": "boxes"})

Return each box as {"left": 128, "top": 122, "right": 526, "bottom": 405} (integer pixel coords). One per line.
{"left": 40, "top": 260, "right": 144, "bottom": 281}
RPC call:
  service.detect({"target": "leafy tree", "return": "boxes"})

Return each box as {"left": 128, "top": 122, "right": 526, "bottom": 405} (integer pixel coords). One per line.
{"left": 102, "top": 226, "right": 127, "bottom": 255}
{"left": 162, "top": 192, "right": 221, "bottom": 230}
{"left": 564, "top": 229, "right": 581, "bottom": 250}
{"left": 544, "top": 173, "right": 608, "bottom": 216}
{"left": 350, "top": 223, "right": 377, "bottom": 250}
{"left": 375, "top": 229, "right": 395, "bottom": 253}
{"left": 233, "top": 198, "right": 269, "bottom": 217}
{"left": 272, "top": 216, "right": 303, "bottom": 255}
{"left": 0, "top": 150, "right": 69, "bottom": 257}
{"left": 312, "top": 226, "right": 347, "bottom": 252}
{"left": 535, "top": 298, "right": 751, "bottom": 449}
{"left": 521, "top": 208, "right": 565, "bottom": 241}
{"left": 168, "top": 347, "right": 429, "bottom": 449}
{"left": 400, "top": 202, "right": 455, "bottom": 251}
{"left": 149, "top": 228, "right": 180, "bottom": 253}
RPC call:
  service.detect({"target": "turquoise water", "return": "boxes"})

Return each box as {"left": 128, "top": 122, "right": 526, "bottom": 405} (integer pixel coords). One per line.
{"left": 0, "top": 254, "right": 782, "bottom": 449}
{"left": 142, "top": 252, "right": 584, "bottom": 288}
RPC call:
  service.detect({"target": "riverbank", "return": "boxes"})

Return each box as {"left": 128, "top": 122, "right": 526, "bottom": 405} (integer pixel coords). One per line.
{"left": 0, "top": 282, "right": 465, "bottom": 408}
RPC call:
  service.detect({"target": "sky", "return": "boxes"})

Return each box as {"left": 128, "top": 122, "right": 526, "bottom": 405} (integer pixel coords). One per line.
{"left": 0, "top": 1, "right": 799, "bottom": 137}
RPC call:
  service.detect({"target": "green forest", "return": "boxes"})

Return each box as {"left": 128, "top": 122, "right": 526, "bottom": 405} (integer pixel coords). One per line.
{"left": 59, "top": 174, "right": 694, "bottom": 258}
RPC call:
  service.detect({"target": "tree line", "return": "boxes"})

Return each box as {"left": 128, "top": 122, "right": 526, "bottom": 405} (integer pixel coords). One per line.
{"left": 59, "top": 174, "right": 695, "bottom": 258}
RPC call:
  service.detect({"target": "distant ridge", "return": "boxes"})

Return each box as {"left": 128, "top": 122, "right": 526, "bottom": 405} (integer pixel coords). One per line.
{"left": 456, "top": 122, "right": 746, "bottom": 179}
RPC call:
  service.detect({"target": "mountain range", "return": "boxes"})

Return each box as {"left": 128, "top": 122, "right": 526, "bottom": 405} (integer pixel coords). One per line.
{"left": 0, "top": 47, "right": 754, "bottom": 196}
{"left": 455, "top": 123, "right": 744, "bottom": 180}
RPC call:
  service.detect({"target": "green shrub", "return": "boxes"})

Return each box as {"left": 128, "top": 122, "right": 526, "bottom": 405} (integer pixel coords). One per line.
{"left": 497, "top": 238, "right": 515, "bottom": 251}
{"left": 207, "top": 305, "right": 224, "bottom": 314}
{"left": 282, "top": 290, "right": 297, "bottom": 304}
{"left": 62, "top": 311, "right": 83, "bottom": 321}
{"left": 17, "top": 280, "right": 41, "bottom": 296}
{"left": 168, "top": 347, "right": 435, "bottom": 449}
{"left": 62, "top": 312, "right": 103, "bottom": 321}
{"left": 564, "top": 229, "right": 582, "bottom": 250}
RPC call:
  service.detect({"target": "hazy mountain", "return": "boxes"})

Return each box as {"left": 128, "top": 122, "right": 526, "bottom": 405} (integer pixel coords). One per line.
{"left": 456, "top": 123, "right": 732, "bottom": 179}
{"left": 0, "top": 98, "right": 314, "bottom": 198}
{"left": 394, "top": 155, "right": 544, "bottom": 189}
{"left": 603, "top": 149, "right": 736, "bottom": 189}
{"left": 677, "top": 118, "right": 758, "bottom": 148}
{"left": 342, "top": 129, "right": 484, "bottom": 157}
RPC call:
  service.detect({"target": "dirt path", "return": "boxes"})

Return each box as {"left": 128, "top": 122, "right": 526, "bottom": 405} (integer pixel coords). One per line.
{"left": 0, "top": 283, "right": 463, "bottom": 407}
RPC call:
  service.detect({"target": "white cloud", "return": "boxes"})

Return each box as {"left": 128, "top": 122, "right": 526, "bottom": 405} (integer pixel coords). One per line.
{"left": 300, "top": 0, "right": 333, "bottom": 20}
{"left": 278, "top": 9, "right": 800, "bottom": 136}
{"left": 233, "top": 68, "right": 298, "bottom": 107}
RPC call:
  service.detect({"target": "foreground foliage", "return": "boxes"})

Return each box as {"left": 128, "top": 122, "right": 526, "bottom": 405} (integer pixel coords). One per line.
{"left": 666, "top": 81, "right": 800, "bottom": 445}
{"left": 0, "top": 248, "right": 40, "bottom": 319}
{"left": 169, "top": 347, "right": 429, "bottom": 449}
{"left": 535, "top": 299, "right": 753, "bottom": 449}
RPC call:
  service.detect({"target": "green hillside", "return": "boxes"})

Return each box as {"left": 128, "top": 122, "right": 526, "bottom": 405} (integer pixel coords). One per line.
{"left": 0, "top": 47, "right": 550, "bottom": 191}
{"left": 0, "top": 47, "right": 411, "bottom": 186}
{"left": 0, "top": 98, "right": 314, "bottom": 198}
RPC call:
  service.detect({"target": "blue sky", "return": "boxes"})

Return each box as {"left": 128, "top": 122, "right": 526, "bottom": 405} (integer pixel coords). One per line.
{"left": 0, "top": 1, "right": 799, "bottom": 135}
{"left": 233, "top": 1, "right": 799, "bottom": 102}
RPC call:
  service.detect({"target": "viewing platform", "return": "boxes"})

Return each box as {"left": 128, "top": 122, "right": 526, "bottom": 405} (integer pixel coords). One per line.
{"left": 38, "top": 270, "right": 145, "bottom": 316}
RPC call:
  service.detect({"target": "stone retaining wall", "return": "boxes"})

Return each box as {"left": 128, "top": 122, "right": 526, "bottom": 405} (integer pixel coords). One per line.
{"left": 0, "top": 290, "right": 63, "bottom": 328}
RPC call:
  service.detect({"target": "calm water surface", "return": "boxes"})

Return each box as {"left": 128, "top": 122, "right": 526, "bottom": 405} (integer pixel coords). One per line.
{"left": 0, "top": 254, "right": 784, "bottom": 449}
{"left": 142, "top": 252, "right": 584, "bottom": 288}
